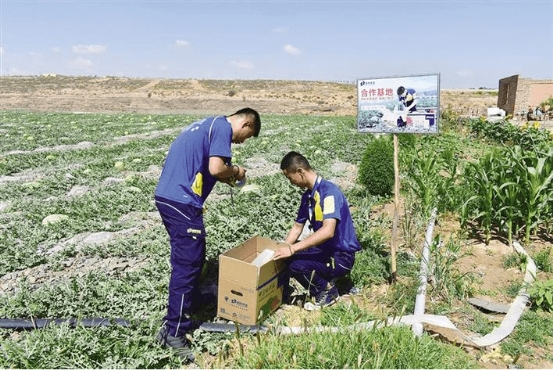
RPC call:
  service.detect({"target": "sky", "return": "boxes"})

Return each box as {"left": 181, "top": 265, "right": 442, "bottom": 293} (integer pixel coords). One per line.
{"left": 0, "top": 0, "right": 552, "bottom": 89}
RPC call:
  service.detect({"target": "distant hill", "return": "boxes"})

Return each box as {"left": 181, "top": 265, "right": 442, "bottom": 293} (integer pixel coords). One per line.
{"left": 0, "top": 75, "right": 498, "bottom": 117}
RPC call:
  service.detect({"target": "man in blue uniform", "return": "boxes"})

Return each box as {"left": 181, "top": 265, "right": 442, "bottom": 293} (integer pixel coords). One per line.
{"left": 397, "top": 86, "right": 417, "bottom": 127}
{"left": 154, "top": 108, "right": 261, "bottom": 361}
{"left": 273, "top": 151, "right": 361, "bottom": 308}
{"left": 397, "top": 86, "right": 417, "bottom": 112}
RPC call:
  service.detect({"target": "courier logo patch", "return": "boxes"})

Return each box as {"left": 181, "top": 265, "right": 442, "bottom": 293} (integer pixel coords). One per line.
{"left": 313, "top": 192, "right": 323, "bottom": 221}
{"left": 323, "top": 195, "right": 336, "bottom": 215}
{"left": 191, "top": 172, "right": 203, "bottom": 196}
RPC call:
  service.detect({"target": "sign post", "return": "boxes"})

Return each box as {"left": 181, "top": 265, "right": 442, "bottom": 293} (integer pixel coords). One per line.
{"left": 357, "top": 73, "right": 440, "bottom": 283}
{"left": 390, "top": 133, "right": 400, "bottom": 282}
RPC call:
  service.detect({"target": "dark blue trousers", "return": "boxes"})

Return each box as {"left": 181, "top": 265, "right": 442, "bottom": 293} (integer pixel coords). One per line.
{"left": 288, "top": 248, "right": 355, "bottom": 296}
{"left": 155, "top": 196, "right": 205, "bottom": 338}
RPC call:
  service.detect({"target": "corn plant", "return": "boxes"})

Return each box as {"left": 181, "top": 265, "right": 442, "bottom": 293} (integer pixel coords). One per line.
{"left": 403, "top": 136, "right": 464, "bottom": 220}
{"left": 462, "top": 145, "right": 553, "bottom": 246}
{"left": 493, "top": 181, "right": 521, "bottom": 247}
{"left": 404, "top": 154, "right": 439, "bottom": 220}
{"left": 513, "top": 146, "right": 553, "bottom": 245}
{"left": 434, "top": 149, "right": 463, "bottom": 215}
{"left": 463, "top": 151, "right": 501, "bottom": 245}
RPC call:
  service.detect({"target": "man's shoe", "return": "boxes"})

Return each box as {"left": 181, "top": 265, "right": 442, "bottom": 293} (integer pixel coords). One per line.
{"left": 156, "top": 325, "right": 195, "bottom": 363}
{"left": 334, "top": 276, "right": 361, "bottom": 295}
{"left": 315, "top": 285, "right": 339, "bottom": 307}
{"left": 304, "top": 285, "right": 339, "bottom": 311}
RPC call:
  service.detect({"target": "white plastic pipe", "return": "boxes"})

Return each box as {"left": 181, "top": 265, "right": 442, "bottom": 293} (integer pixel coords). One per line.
{"left": 274, "top": 239, "right": 535, "bottom": 348}
{"left": 413, "top": 207, "right": 438, "bottom": 337}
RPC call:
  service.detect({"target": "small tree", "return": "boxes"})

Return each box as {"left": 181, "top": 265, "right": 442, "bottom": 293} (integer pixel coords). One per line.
{"left": 358, "top": 136, "right": 394, "bottom": 197}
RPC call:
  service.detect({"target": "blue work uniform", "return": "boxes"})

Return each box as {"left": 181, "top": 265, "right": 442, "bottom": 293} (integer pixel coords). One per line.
{"left": 154, "top": 115, "right": 232, "bottom": 338}
{"left": 288, "top": 176, "right": 361, "bottom": 296}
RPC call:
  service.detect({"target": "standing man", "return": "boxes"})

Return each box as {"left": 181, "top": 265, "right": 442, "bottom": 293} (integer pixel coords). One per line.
{"left": 273, "top": 151, "right": 361, "bottom": 309}
{"left": 154, "top": 108, "right": 261, "bottom": 361}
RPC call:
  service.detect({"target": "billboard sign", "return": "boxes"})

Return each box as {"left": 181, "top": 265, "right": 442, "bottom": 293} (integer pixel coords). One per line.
{"left": 357, "top": 73, "right": 440, "bottom": 134}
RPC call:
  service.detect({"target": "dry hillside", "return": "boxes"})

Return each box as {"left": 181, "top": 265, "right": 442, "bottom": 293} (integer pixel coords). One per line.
{"left": 0, "top": 75, "right": 498, "bottom": 117}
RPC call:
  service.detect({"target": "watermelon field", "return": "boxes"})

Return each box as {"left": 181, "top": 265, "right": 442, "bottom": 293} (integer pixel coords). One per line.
{"left": 0, "top": 110, "right": 552, "bottom": 368}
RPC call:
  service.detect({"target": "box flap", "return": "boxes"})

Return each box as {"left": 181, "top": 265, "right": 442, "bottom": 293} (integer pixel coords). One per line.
{"left": 219, "top": 254, "right": 258, "bottom": 284}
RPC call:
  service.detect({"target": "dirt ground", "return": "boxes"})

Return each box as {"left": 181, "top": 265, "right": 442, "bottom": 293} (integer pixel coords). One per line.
{"left": 0, "top": 75, "right": 499, "bottom": 117}
{"left": 1, "top": 75, "right": 552, "bottom": 368}
{"left": 369, "top": 202, "right": 553, "bottom": 370}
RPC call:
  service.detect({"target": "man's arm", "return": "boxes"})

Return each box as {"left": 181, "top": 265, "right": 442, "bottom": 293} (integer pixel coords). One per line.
{"left": 292, "top": 218, "right": 336, "bottom": 253}
{"left": 284, "top": 222, "right": 305, "bottom": 245}
{"left": 208, "top": 156, "right": 245, "bottom": 182}
{"left": 273, "top": 218, "right": 337, "bottom": 260}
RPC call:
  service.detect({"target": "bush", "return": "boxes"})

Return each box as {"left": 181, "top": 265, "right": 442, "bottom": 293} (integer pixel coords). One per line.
{"left": 534, "top": 247, "right": 552, "bottom": 273}
{"left": 528, "top": 279, "right": 553, "bottom": 312}
{"left": 358, "top": 136, "right": 394, "bottom": 197}
{"left": 468, "top": 118, "right": 552, "bottom": 150}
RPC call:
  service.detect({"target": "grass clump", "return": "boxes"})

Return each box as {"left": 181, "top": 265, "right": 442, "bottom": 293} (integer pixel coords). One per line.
{"left": 500, "top": 310, "right": 553, "bottom": 363}
{"left": 225, "top": 325, "right": 476, "bottom": 369}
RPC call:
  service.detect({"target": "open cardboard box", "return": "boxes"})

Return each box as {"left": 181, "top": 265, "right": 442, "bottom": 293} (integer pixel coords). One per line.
{"left": 217, "top": 235, "right": 286, "bottom": 325}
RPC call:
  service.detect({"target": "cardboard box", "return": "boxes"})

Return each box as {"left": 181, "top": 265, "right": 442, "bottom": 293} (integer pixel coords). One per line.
{"left": 217, "top": 235, "right": 286, "bottom": 325}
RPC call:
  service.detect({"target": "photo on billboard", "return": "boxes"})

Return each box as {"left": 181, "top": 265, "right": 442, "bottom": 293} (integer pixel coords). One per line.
{"left": 357, "top": 73, "right": 440, "bottom": 134}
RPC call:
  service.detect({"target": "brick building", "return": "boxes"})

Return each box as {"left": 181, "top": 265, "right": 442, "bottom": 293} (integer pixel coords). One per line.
{"left": 497, "top": 75, "right": 553, "bottom": 118}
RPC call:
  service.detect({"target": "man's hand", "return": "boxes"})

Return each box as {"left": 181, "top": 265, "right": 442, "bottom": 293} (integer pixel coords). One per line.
{"left": 273, "top": 243, "right": 294, "bottom": 260}
{"left": 209, "top": 157, "right": 247, "bottom": 183}
{"left": 234, "top": 165, "right": 247, "bottom": 181}
{"left": 222, "top": 175, "right": 237, "bottom": 186}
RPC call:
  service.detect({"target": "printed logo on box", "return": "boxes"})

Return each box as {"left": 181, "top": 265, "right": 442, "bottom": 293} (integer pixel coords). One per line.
{"left": 224, "top": 296, "right": 248, "bottom": 310}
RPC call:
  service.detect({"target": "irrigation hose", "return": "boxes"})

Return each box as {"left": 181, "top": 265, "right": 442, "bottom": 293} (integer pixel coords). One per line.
{"left": 413, "top": 207, "right": 438, "bottom": 337}
{"left": 0, "top": 318, "right": 130, "bottom": 330}
{"left": 198, "top": 322, "right": 268, "bottom": 334}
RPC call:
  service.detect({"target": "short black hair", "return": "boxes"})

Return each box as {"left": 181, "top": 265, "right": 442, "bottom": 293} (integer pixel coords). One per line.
{"left": 280, "top": 151, "right": 312, "bottom": 172}
{"left": 230, "top": 107, "right": 261, "bottom": 137}
{"left": 397, "top": 86, "right": 405, "bottom": 96}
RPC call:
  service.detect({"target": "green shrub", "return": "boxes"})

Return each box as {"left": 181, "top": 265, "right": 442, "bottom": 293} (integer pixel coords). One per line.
{"left": 468, "top": 118, "right": 552, "bottom": 150}
{"left": 500, "top": 310, "right": 553, "bottom": 360}
{"left": 533, "top": 247, "right": 552, "bottom": 273}
{"left": 528, "top": 279, "right": 553, "bottom": 312}
{"left": 350, "top": 247, "right": 390, "bottom": 287}
{"left": 358, "top": 136, "right": 394, "bottom": 197}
